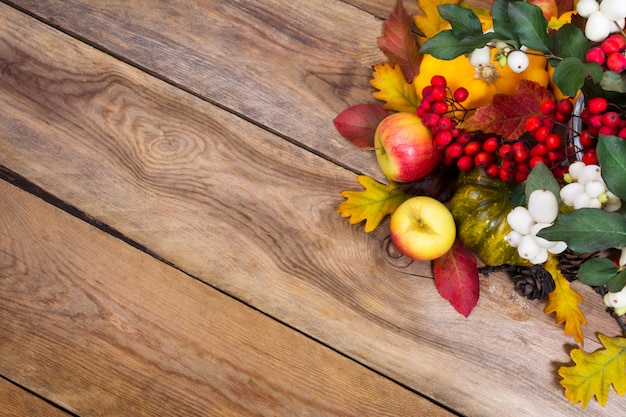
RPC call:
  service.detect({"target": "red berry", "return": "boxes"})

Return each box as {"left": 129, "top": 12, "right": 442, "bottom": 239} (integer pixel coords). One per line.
{"left": 533, "top": 126, "right": 551, "bottom": 142}
{"left": 474, "top": 151, "right": 495, "bottom": 168}
{"left": 457, "top": 155, "right": 474, "bottom": 171}
{"left": 514, "top": 169, "right": 529, "bottom": 183}
{"left": 541, "top": 99, "right": 556, "bottom": 116}
{"left": 464, "top": 141, "right": 481, "bottom": 156}
{"left": 485, "top": 164, "right": 500, "bottom": 178}
{"left": 421, "top": 85, "right": 434, "bottom": 98}
{"left": 579, "top": 130, "right": 596, "bottom": 148}
{"left": 545, "top": 133, "right": 562, "bottom": 151}
{"left": 530, "top": 143, "right": 548, "bottom": 157}
{"left": 482, "top": 136, "right": 499, "bottom": 153}
{"left": 529, "top": 156, "right": 548, "bottom": 168}
{"left": 620, "top": 127, "right": 626, "bottom": 139}
{"left": 588, "top": 114, "right": 604, "bottom": 129}
{"left": 422, "top": 113, "right": 440, "bottom": 127}
{"left": 548, "top": 149, "right": 565, "bottom": 163}
{"left": 513, "top": 146, "right": 529, "bottom": 163}
{"left": 601, "top": 37, "right": 622, "bottom": 54}
{"left": 554, "top": 111, "right": 570, "bottom": 123}
{"left": 501, "top": 159, "right": 517, "bottom": 172}
{"left": 432, "top": 101, "right": 448, "bottom": 115}
{"left": 453, "top": 87, "right": 469, "bottom": 103}
{"left": 499, "top": 168, "right": 514, "bottom": 182}
{"left": 606, "top": 52, "right": 626, "bottom": 72}
{"left": 525, "top": 115, "right": 543, "bottom": 133}
{"left": 434, "top": 130, "right": 453, "bottom": 149}
{"left": 430, "top": 75, "right": 447, "bottom": 88}
{"left": 437, "top": 116, "right": 455, "bottom": 131}
{"left": 499, "top": 144, "right": 514, "bottom": 160}
{"left": 582, "top": 148, "right": 598, "bottom": 165}
{"left": 430, "top": 86, "right": 447, "bottom": 102}
{"left": 603, "top": 111, "right": 621, "bottom": 128}
{"left": 599, "top": 125, "right": 618, "bottom": 136}
{"left": 606, "top": 34, "right": 626, "bottom": 51}
{"left": 556, "top": 99, "right": 573, "bottom": 117}
{"left": 445, "top": 142, "right": 463, "bottom": 160}
{"left": 585, "top": 46, "right": 606, "bottom": 66}
{"left": 588, "top": 97, "right": 608, "bottom": 114}
{"left": 455, "top": 131, "right": 471, "bottom": 145}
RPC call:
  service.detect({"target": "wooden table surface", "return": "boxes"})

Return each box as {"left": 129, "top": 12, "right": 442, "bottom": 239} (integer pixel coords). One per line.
{"left": 1, "top": 1, "right": 624, "bottom": 415}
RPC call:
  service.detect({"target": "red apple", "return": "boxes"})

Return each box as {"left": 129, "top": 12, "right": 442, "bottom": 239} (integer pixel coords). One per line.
{"left": 374, "top": 112, "right": 442, "bottom": 182}
{"left": 527, "top": 0, "right": 558, "bottom": 22}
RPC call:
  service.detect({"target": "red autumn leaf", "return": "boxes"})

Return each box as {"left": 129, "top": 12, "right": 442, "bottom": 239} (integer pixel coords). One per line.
{"left": 433, "top": 240, "right": 479, "bottom": 317}
{"left": 462, "top": 80, "right": 555, "bottom": 140}
{"left": 377, "top": 0, "right": 422, "bottom": 83}
{"left": 333, "top": 104, "right": 388, "bottom": 148}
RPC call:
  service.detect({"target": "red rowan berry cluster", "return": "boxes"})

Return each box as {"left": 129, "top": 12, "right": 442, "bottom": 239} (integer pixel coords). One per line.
{"left": 523, "top": 98, "right": 572, "bottom": 176}
{"left": 417, "top": 75, "right": 529, "bottom": 182}
{"left": 585, "top": 34, "right": 626, "bottom": 73}
{"left": 577, "top": 96, "right": 626, "bottom": 164}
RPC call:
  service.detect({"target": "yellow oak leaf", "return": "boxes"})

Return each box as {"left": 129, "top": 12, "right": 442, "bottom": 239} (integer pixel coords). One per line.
{"left": 370, "top": 62, "right": 418, "bottom": 114}
{"left": 337, "top": 175, "right": 409, "bottom": 233}
{"left": 543, "top": 254, "right": 587, "bottom": 346}
{"left": 559, "top": 334, "right": 626, "bottom": 408}
{"left": 413, "top": 0, "right": 462, "bottom": 45}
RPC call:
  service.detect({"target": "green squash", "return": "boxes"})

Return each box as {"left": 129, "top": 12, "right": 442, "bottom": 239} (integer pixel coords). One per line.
{"left": 450, "top": 168, "right": 530, "bottom": 267}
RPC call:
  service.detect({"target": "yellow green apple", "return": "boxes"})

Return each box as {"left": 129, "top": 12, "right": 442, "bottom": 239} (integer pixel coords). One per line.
{"left": 374, "top": 112, "right": 442, "bottom": 182}
{"left": 390, "top": 196, "right": 456, "bottom": 261}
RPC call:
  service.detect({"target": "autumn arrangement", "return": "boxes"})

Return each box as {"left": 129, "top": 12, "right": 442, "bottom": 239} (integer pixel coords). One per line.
{"left": 334, "top": 0, "right": 626, "bottom": 408}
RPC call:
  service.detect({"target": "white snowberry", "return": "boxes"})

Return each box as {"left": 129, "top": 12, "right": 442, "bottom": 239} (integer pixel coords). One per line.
{"left": 585, "top": 11, "right": 612, "bottom": 42}
{"left": 576, "top": 0, "right": 600, "bottom": 18}
{"left": 507, "top": 50, "right": 529, "bottom": 73}
{"left": 560, "top": 182, "right": 585, "bottom": 206}
{"left": 507, "top": 206, "right": 534, "bottom": 235}
{"left": 469, "top": 46, "right": 491, "bottom": 68}
{"left": 600, "top": 0, "right": 626, "bottom": 21}
{"left": 604, "top": 286, "right": 626, "bottom": 309}
{"left": 528, "top": 189, "right": 559, "bottom": 224}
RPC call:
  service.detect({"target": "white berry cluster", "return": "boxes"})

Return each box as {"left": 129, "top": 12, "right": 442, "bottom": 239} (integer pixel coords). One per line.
{"left": 469, "top": 43, "right": 529, "bottom": 75}
{"left": 577, "top": 0, "right": 626, "bottom": 42}
{"left": 505, "top": 189, "right": 567, "bottom": 265}
{"left": 560, "top": 161, "right": 622, "bottom": 211}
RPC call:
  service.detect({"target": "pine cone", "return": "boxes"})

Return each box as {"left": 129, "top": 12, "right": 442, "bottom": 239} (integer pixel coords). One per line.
{"left": 558, "top": 249, "right": 598, "bottom": 282}
{"left": 512, "top": 266, "right": 556, "bottom": 300}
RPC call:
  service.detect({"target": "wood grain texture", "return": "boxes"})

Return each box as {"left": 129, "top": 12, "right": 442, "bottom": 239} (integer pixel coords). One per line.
{"left": 0, "top": 378, "right": 70, "bottom": 417}
{"left": 0, "top": 180, "right": 452, "bottom": 416}
{"left": 1, "top": 2, "right": 625, "bottom": 416}
{"left": 9, "top": 0, "right": 389, "bottom": 179}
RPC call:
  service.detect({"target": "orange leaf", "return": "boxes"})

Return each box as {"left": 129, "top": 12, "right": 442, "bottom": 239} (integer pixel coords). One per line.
{"left": 378, "top": 0, "right": 422, "bottom": 82}
{"left": 544, "top": 254, "right": 587, "bottom": 346}
{"left": 337, "top": 175, "right": 410, "bottom": 232}
{"left": 433, "top": 241, "right": 479, "bottom": 317}
{"left": 370, "top": 62, "right": 418, "bottom": 113}
{"left": 462, "top": 80, "right": 555, "bottom": 140}
{"left": 559, "top": 334, "right": 626, "bottom": 408}
{"left": 333, "top": 104, "right": 388, "bottom": 148}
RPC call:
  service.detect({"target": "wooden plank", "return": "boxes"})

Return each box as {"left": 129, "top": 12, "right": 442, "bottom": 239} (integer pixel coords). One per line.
{"left": 0, "top": 378, "right": 71, "bottom": 417}
{"left": 0, "top": 4, "right": 624, "bottom": 416}
{"left": 9, "top": 0, "right": 389, "bottom": 179}
{"left": 0, "top": 180, "right": 452, "bottom": 416}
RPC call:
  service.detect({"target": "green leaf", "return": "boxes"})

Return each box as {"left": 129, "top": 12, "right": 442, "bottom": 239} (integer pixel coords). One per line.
{"left": 552, "top": 58, "right": 604, "bottom": 98}
{"left": 525, "top": 162, "right": 561, "bottom": 206}
{"left": 438, "top": 3, "right": 483, "bottom": 39}
{"left": 508, "top": 0, "right": 551, "bottom": 53}
{"left": 552, "top": 24, "right": 589, "bottom": 61}
{"left": 420, "top": 30, "right": 477, "bottom": 59}
{"left": 600, "top": 71, "right": 626, "bottom": 94}
{"left": 608, "top": 269, "right": 626, "bottom": 293}
{"left": 597, "top": 134, "right": 626, "bottom": 201}
{"left": 578, "top": 257, "right": 618, "bottom": 287}
{"left": 537, "top": 209, "right": 626, "bottom": 253}
{"left": 491, "top": 0, "right": 516, "bottom": 41}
